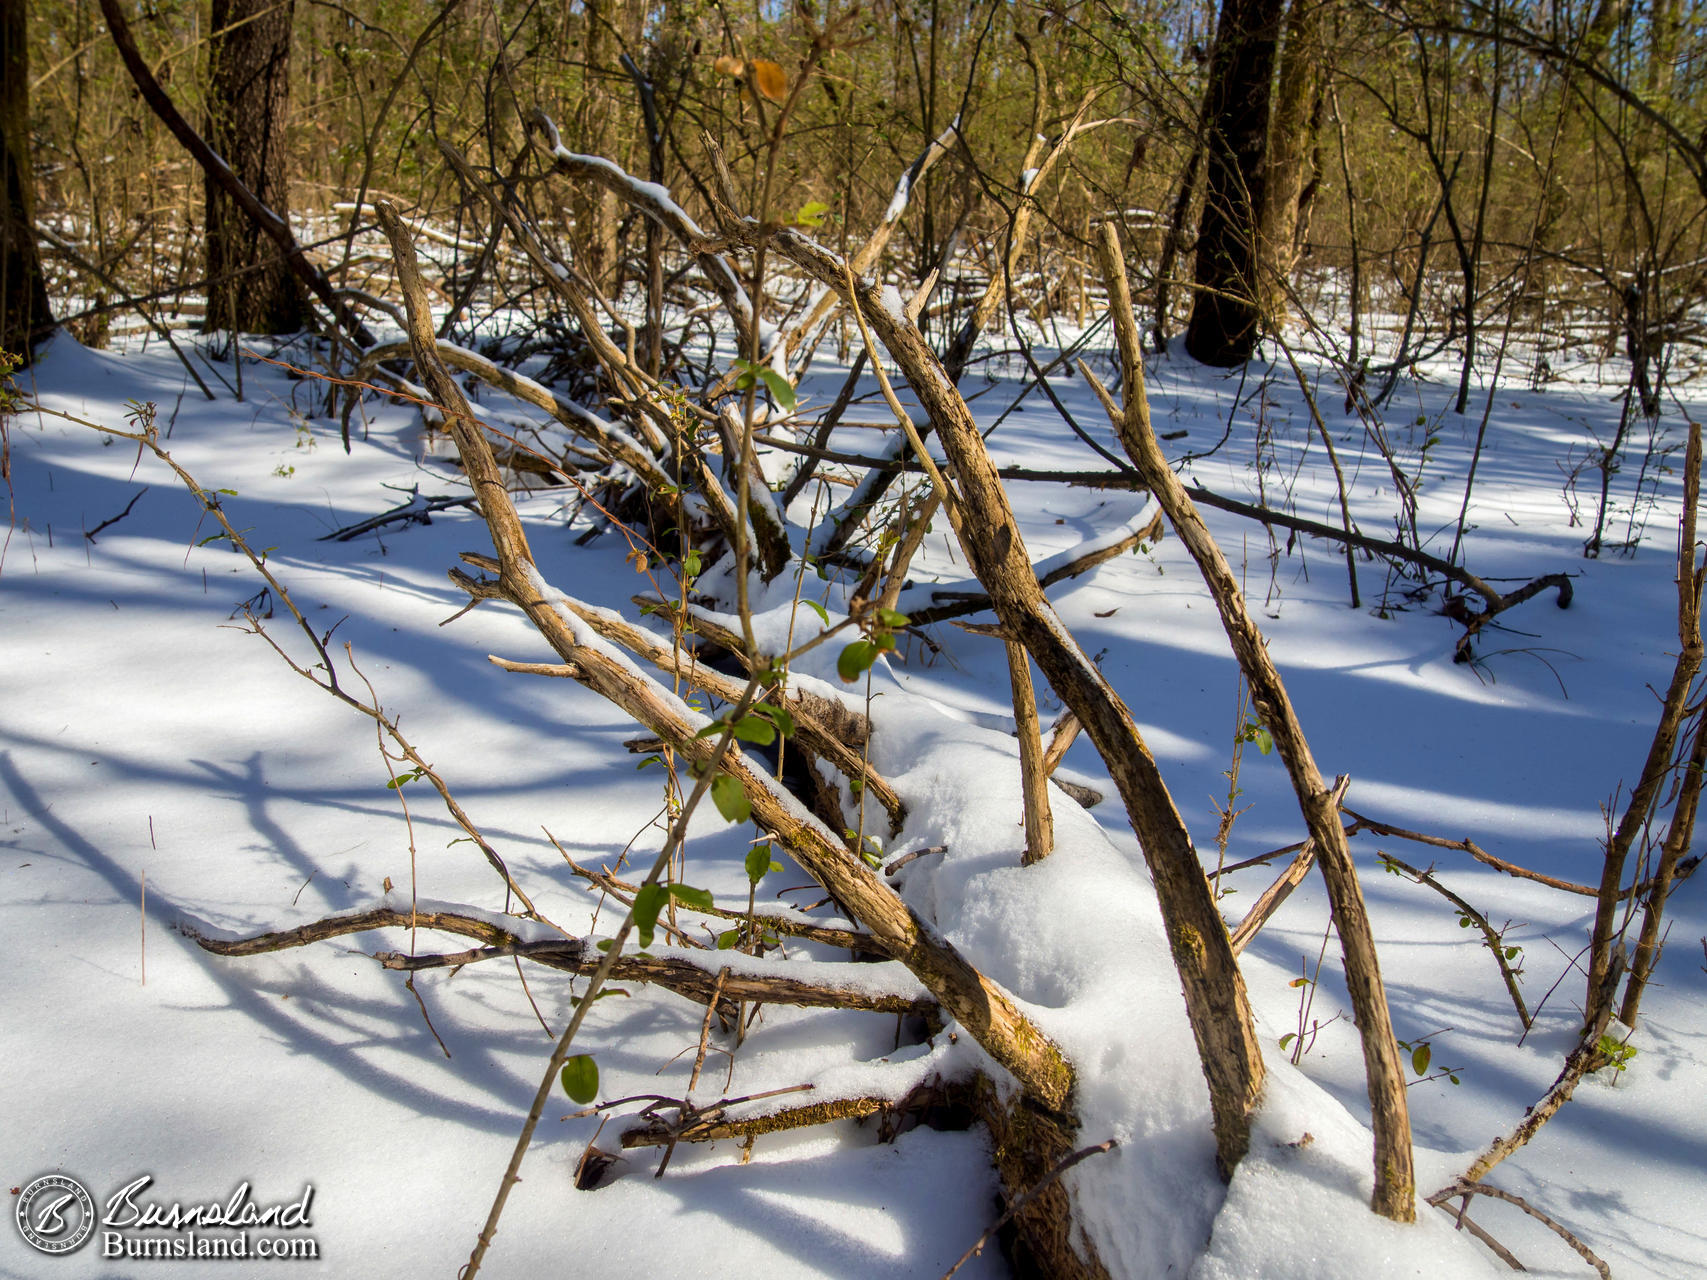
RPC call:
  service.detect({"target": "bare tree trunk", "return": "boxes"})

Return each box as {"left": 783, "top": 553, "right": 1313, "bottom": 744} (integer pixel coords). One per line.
{"left": 1185, "top": 0, "right": 1284, "bottom": 366}
{"left": 1, "top": 0, "right": 52, "bottom": 360}
{"left": 574, "top": 0, "right": 637, "bottom": 295}
{"left": 205, "top": 0, "right": 305, "bottom": 334}
{"left": 1258, "top": 0, "right": 1324, "bottom": 324}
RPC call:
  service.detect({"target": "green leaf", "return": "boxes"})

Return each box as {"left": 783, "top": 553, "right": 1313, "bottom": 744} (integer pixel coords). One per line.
{"left": 1289, "top": 976, "right": 1311, "bottom": 988}
{"left": 1254, "top": 727, "right": 1273, "bottom": 756}
{"left": 732, "top": 714, "right": 777, "bottom": 746}
{"left": 837, "top": 639, "right": 879, "bottom": 682}
{"left": 1411, "top": 1043, "right": 1431, "bottom": 1076}
{"left": 756, "top": 367, "right": 797, "bottom": 412}
{"left": 711, "top": 773, "right": 751, "bottom": 824}
{"left": 668, "top": 883, "right": 715, "bottom": 912}
{"left": 632, "top": 881, "right": 669, "bottom": 949}
{"left": 795, "top": 199, "right": 832, "bottom": 227}
{"left": 801, "top": 600, "right": 830, "bottom": 626}
{"left": 718, "top": 929, "right": 741, "bottom": 949}
{"left": 876, "top": 607, "right": 910, "bottom": 628}
{"left": 745, "top": 843, "right": 781, "bottom": 885}
{"left": 1278, "top": 1033, "right": 1296, "bottom": 1050}
{"left": 569, "top": 987, "right": 630, "bottom": 1008}
{"left": 760, "top": 704, "right": 795, "bottom": 739}
{"left": 560, "top": 1054, "right": 599, "bottom": 1105}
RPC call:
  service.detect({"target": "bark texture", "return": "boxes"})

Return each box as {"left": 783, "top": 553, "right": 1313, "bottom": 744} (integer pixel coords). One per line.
{"left": 1185, "top": 0, "right": 1284, "bottom": 366}
{"left": 205, "top": 0, "right": 304, "bottom": 334}
{"left": 1, "top": 0, "right": 51, "bottom": 359}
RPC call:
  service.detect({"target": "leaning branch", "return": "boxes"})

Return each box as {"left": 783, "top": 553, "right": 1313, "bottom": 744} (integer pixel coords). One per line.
{"left": 1095, "top": 224, "right": 1413, "bottom": 1222}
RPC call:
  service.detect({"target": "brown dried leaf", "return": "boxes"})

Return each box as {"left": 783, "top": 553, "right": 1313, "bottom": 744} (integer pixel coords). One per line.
{"left": 750, "top": 58, "right": 788, "bottom": 103}
{"left": 713, "top": 54, "right": 745, "bottom": 77}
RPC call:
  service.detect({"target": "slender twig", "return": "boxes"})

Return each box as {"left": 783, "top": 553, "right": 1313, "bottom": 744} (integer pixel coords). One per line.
{"left": 1378, "top": 851, "right": 1531, "bottom": 1029}
{"left": 1430, "top": 1181, "right": 1610, "bottom": 1279}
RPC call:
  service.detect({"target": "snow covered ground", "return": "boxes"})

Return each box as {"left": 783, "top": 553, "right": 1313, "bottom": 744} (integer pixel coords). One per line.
{"left": 3, "top": 326, "right": 1704, "bottom": 1278}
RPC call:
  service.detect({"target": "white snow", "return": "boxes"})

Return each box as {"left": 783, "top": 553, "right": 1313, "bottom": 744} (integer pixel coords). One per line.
{"left": 4, "top": 324, "right": 1705, "bottom": 1279}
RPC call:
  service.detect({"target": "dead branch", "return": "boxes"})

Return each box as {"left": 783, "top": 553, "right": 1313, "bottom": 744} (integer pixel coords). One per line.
{"left": 1042, "top": 711, "right": 1081, "bottom": 777}
{"left": 459, "top": 568, "right": 909, "bottom": 834}
{"left": 318, "top": 487, "right": 475, "bottom": 542}
{"left": 558, "top": 854, "right": 888, "bottom": 954}
{"left": 184, "top": 905, "right": 933, "bottom": 1019}
{"left": 1431, "top": 1181, "right": 1611, "bottom": 1279}
{"left": 1433, "top": 1201, "right": 1528, "bottom": 1271}
{"left": 1339, "top": 807, "right": 1604, "bottom": 896}
{"left": 618, "top": 1092, "right": 891, "bottom": 1149}
{"left": 904, "top": 510, "right": 1166, "bottom": 626}
{"left": 349, "top": 339, "right": 675, "bottom": 492}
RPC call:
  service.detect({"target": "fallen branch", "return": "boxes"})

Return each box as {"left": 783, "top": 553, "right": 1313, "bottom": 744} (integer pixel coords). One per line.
{"left": 184, "top": 905, "right": 936, "bottom": 1019}
{"left": 904, "top": 510, "right": 1166, "bottom": 626}
{"left": 375, "top": 201, "right": 1076, "bottom": 1117}
{"left": 557, "top": 853, "right": 889, "bottom": 954}
{"left": 752, "top": 170, "right": 1265, "bottom": 1185}
{"left": 1433, "top": 1201, "right": 1527, "bottom": 1271}
{"left": 618, "top": 1092, "right": 890, "bottom": 1149}
{"left": 319, "top": 486, "right": 476, "bottom": 542}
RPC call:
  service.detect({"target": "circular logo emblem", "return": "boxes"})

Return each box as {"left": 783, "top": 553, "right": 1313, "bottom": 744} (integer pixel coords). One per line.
{"left": 15, "top": 1175, "right": 97, "bottom": 1255}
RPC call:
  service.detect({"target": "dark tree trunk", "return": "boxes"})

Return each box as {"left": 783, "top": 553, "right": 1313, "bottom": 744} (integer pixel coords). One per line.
{"left": 1, "top": 0, "right": 52, "bottom": 361}
{"left": 205, "top": 0, "right": 304, "bottom": 335}
{"left": 1184, "top": 0, "right": 1284, "bottom": 367}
